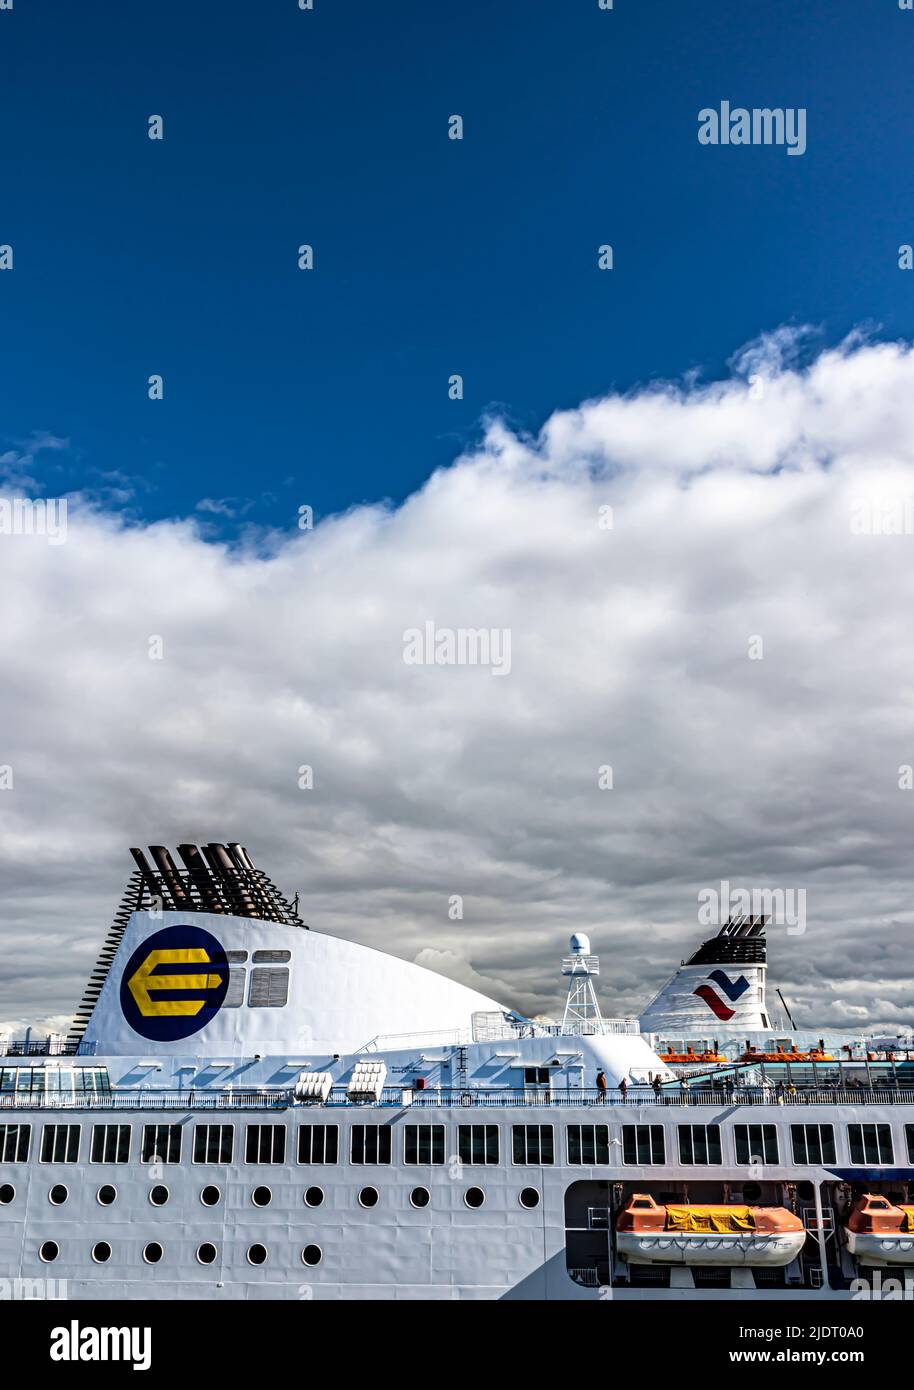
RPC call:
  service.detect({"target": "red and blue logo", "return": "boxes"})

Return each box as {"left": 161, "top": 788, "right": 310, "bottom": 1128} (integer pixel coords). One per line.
{"left": 693, "top": 969, "right": 750, "bottom": 1021}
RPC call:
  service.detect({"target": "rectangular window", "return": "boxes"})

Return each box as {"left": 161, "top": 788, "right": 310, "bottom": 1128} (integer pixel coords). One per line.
{"left": 622, "top": 1125, "right": 665, "bottom": 1165}
{"left": 248, "top": 967, "right": 290, "bottom": 1008}
{"left": 523, "top": 1067, "right": 550, "bottom": 1085}
{"left": 848, "top": 1124, "right": 894, "bottom": 1165}
{"left": 141, "top": 1124, "right": 182, "bottom": 1165}
{"left": 404, "top": 1124, "right": 445, "bottom": 1165}
{"left": 223, "top": 968, "right": 246, "bottom": 1008}
{"left": 193, "top": 1124, "right": 234, "bottom": 1164}
{"left": 245, "top": 1124, "right": 286, "bottom": 1164}
{"left": 678, "top": 1124, "right": 722, "bottom": 1165}
{"left": 0, "top": 1124, "right": 31, "bottom": 1163}
{"left": 90, "top": 1124, "right": 130, "bottom": 1164}
{"left": 906, "top": 1125, "right": 914, "bottom": 1165}
{"left": 734, "top": 1124, "right": 779, "bottom": 1165}
{"left": 790, "top": 1124, "right": 836, "bottom": 1165}
{"left": 252, "top": 949, "right": 291, "bottom": 963}
{"left": 350, "top": 1125, "right": 392, "bottom": 1165}
{"left": 457, "top": 1125, "right": 500, "bottom": 1166}
{"left": 40, "top": 1124, "right": 80, "bottom": 1164}
{"left": 512, "top": 1124, "right": 554, "bottom": 1165}
{"left": 567, "top": 1124, "right": 610, "bottom": 1165}
{"left": 297, "top": 1125, "right": 339, "bottom": 1165}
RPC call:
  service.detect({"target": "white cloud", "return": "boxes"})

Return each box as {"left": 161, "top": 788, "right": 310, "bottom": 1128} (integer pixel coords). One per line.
{"left": 2, "top": 330, "right": 914, "bottom": 1033}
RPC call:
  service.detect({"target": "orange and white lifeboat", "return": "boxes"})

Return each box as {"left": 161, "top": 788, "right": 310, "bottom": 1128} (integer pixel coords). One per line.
{"left": 615, "top": 1194, "right": 806, "bottom": 1267}
{"left": 846, "top": 1194, "right": 914, "bottom": 1265}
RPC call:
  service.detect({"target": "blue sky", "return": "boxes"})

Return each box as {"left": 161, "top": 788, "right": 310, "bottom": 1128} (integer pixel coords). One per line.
{"left": 5, "top": 2, "right": 914, "bottom": 1027}
{"left": 2, "top": 0, "right": 913, "bottom": 530}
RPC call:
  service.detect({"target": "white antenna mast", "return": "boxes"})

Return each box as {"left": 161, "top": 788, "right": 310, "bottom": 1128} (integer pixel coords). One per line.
{"left": 561, "top": 933, "right": 604, "bottom": 1033}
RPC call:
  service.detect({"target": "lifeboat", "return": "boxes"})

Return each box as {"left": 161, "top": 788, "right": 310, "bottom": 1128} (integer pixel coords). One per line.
{"left": 846, "top": 1194, "right": 914, "bottom": 1265}
{"left": 659, "top": 1049, "right": 726, "bottom": 1064}
{"left": 739, "top": 1046, "right": 834, "bottom": 1063}
{"left": 615, "top": 1194, "right": 806, "bottom": 1267}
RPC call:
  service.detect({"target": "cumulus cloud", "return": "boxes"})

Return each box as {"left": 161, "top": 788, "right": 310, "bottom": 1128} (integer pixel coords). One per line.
{"left": 2, "top": 329, "right": 914, "bottom": 1035}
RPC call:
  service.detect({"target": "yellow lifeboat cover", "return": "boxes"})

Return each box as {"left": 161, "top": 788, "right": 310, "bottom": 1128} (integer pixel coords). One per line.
{"left": 901, "top": 1207, "right": 914, "bottom": 1232}
{"left": 665, "top": 1205, "right": 755, "bottom": 1233}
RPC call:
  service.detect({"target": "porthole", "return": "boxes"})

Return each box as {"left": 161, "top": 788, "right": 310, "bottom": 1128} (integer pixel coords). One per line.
{"left": 410, "top": 1186, "right": 430, "bottom": 1209}
{"left": 48, "top": 1184, "right": 68, "bottom": 1206}
{"left": 464, "top": 1187, "right": 485, "bottom": 1209}
{"left": 252, "top": 1185, "right": 272, "bottom": 1207}
{"left": 97, "top": 1184, "right": 117, "bottom": 1206}
{"left": 304, "top": 1186, "right": 324, "bottom": 1208}
{"left": 302, "top": 1244, "right": 322, "bottom": 1267}
{"left": 200, "top": 1185, "right": 221, "bottom": 1207}
{"left": 519, "top": 1187, "right": 540, "bottom": 1209}
{"left": 247, "top": 1243, "right": 268, "bottom": 1266}
{"left": 358, "top": 1186, "right": 379, "bottom": 1209}
{"left": 196, "top": 1242, "right": 218, "bottom": 1265}
{"left": 0, "top": 1183, "right": 15, "bottom": 1205}
{"left": 40, "top": 1240, "right": 59, "bottom": 1263}
{"left": 91, "top": 1241, "right": 112, "bottom": 1264}
{"left": 143, "top": 1242, "right": 163, "bottom": 1265}
{"left": 149, "top": 1185, "right": 169, "bottom": 1207}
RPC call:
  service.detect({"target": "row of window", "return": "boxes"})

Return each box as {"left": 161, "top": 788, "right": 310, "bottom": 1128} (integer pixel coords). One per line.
{"left": 4, "top": 1181, "right": 539, "bottom": 1215}
{"left": 1, "top": 1121, "right": 908, "bottom": 1170}
{"left": 36, "top": 1239, "right": 322, "bottom": 1268}
{"left": 0, "top": 1067, "right": 111, "bottom": 1097}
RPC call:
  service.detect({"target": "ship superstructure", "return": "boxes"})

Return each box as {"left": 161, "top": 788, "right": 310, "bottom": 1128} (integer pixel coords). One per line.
{"left": 0, "top": 846, "right": 912, "bottom": 1301}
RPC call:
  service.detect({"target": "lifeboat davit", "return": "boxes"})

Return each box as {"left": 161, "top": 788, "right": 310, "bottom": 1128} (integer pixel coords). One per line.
{"left": 846, "top": 1194, "right": 914, "bottom": 1265}
{"left": 615, "top": 1194, "right": 806, "bottom": 1267}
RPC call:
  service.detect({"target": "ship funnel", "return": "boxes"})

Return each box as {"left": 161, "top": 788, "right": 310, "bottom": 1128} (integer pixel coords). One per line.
{"left": 66, "top": 841, "right": 306, "bottom": 1049}
{"left": 639, "top": 916, "right": 770, "bottom": 1035}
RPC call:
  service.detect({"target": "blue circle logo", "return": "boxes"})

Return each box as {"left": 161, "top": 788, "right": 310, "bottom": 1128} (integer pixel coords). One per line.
{"left": 120, "top": 925, "right": 230, "bottom": 1042}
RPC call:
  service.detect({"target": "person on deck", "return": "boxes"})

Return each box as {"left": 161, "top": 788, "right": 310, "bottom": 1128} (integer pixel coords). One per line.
{"left": 595, "top": 1069, "right": 607, "bottom": 1103}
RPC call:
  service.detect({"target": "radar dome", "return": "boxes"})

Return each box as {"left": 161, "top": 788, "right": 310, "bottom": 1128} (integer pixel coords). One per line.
{"left": 569, "top": 932, "right": 591, "bottom": 955}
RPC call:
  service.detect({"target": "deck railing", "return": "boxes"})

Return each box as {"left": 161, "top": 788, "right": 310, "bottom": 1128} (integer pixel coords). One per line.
{"left": 2, "top": 1085, "right": 914, "bottom": 1111}
{"left": 0, "top": 1089, "right": 289, "bottom": 1112}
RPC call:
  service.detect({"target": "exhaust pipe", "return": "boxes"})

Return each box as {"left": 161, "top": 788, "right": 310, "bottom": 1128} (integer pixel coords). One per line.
{"left": 149, "top": 845, "right": 190, "bottom": 906}
{"left": 177, "top": 843, "right": 223, "bottom": 912}
{"left": 129, "top": 847, "right": 167, "bottom": 906}
{"left": 205, "top": 843, "right": 258, "bottom": 918}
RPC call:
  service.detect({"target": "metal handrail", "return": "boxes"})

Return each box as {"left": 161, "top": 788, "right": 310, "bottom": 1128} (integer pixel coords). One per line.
{"left": 379, "top": 1086, "right": 914, "bottom": 1107}
{"left": 0, "top": 1090, "right": 289, "bottom": 1112}
{"left": 2, "top": 1084, "right": 913, "bottom": 1112}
